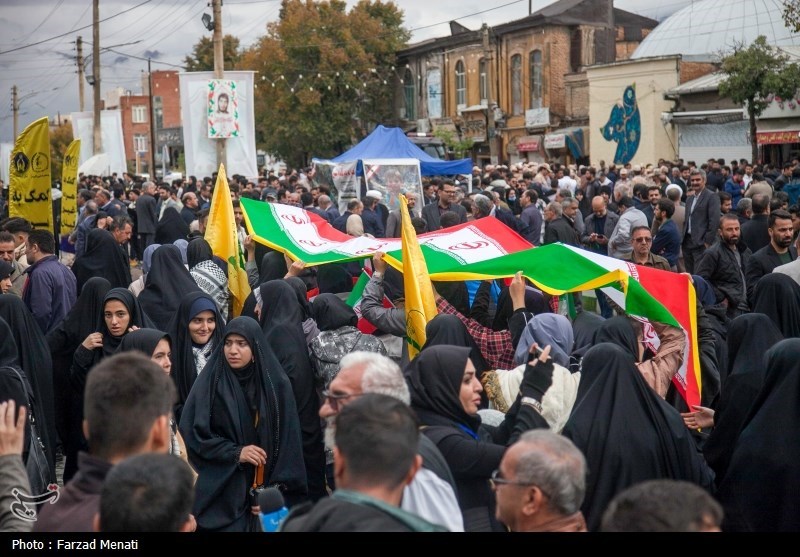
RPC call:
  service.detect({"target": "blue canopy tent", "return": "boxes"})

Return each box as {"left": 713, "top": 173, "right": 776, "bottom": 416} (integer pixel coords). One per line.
{"left": 315, "top": 125, "right": 472, "bottom": 176}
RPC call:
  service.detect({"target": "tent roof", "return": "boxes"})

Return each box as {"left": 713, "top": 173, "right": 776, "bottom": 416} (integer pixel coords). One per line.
{"left": 324, "top": 125, "right": 472, "bottom": 176}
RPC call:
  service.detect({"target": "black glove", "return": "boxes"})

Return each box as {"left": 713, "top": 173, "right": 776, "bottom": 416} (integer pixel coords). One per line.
{"left": 520, "top": 354, "right": 555, "bottom": 402}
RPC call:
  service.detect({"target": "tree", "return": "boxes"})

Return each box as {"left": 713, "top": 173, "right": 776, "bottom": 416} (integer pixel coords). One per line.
{"left": 49, "top": 122, "right": 73, "bottom": 180}
{"left": 184, "top": 35, "right": 241, "bottom": 71}
{"left": 719, "top": 35, "right": 800, "bottom": 163}
{"left": 783, "top": 0, "right": 800, "bottom": 32}
{"left": 239, "top": 0, "right": 409, "bottom": 167}
{"left": 434, "top": 129, "right": 474, "bottom": 160}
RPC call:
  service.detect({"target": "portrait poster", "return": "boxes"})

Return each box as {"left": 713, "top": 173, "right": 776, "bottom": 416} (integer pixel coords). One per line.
{"left": 208, "top": 79, "right": 240, "bottom": 138}
{"left": 362, "top": 159, "right": 423, "bottom": 214}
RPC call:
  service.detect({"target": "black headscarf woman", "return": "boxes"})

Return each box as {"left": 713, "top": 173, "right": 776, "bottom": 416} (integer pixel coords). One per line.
{"left": 179, "top": 317, "right": 307, "bottom": 532}
{"left": 71, "top": 228, "right": 131, "bottom": 292}
{"left": 703, "top": 313, "right": 783, "bottom": 486}
{"left": 0, "top": 301, "right": 57, "bottom": 483}
{"left": 259, "top": 251, "right": 287, "bottom": 284}
{"left": 284, "top": 277, "right": 318, "bottom": 344}
{"left": 561, "top": 343, "right": 715, "bottom": 531}
{"left": 259, "top": 279, "right": 326, "bottom": 502}
{"left": 154, "top": 206, "right": 190, "bottom": 245}
{"left": 592, "top": 316, "right": 641, "bottom": 360}
{"left": 751, "top": 272, "right": 800, "bottom": 338}
{"left": 423, "top": 314, "right": 490, "bottom": 375}
{"left": 0, "top": 317, "right": 57, "bottom": 489}
{"left": 45, "top": 277, "right": 111, "bottom": 482}
{"left": 166, "top": 292, "right": 225, "bottom": 424}
{"left": 138, "top": 244, "right": 202, "bottom": 330}
{"left": 187, "top": 237, "right": 213, "bottom": 269}
{"left": 716, "top": 338, "right": 800, "bottom": 531}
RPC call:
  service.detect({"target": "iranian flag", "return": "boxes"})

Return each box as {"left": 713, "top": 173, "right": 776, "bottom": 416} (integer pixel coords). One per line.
{"left": 345, "top": 269, "right": 394, "bottom": 334}
{"left": 240, "top": 198, "right": 701, "bottom": 406}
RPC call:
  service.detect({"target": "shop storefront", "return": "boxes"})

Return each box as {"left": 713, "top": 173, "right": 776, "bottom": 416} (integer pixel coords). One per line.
{"left": 544, "top": 127, "right": 589, "bottom": 166}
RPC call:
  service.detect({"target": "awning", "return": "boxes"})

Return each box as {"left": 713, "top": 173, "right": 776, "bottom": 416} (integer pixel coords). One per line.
{"left": 665, "top": 109, "right": 745, "bottom": 125}
{"left": 757, "top": 130, "right": 800, "bottom": 145}
{"left": 545, "top": 127, "right": 587, "bottom": 159}
{"left": 516, "top": 135, "right": 542, "bottom": 152}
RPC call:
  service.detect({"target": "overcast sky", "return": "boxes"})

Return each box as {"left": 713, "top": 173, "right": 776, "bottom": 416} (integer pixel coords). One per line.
{"left": 0, "top": 0, "right": 692, "bottom": 143}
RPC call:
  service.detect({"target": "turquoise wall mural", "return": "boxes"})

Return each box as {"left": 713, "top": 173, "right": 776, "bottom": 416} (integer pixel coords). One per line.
{"left": 600, "top": 84, "right": 641, "bottom": 164}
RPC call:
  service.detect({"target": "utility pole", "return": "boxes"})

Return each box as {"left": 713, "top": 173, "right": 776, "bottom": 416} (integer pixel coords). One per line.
{"left": 11, "top": 85, "right": 18, "bottom": 139}
{"left": 213, "top": 0, "right": 226, "bottom": 169}
{"left": 482, "top": 24, "right": 498, "bottom": 165}
{"left": 92, "top": 0, "right": 102, "bottom": 154}
{"left": 76, "top": 36, "right": 85, "bottom": 112}
{"left": 148, "top": 58, "right": 156, "bottom": 176}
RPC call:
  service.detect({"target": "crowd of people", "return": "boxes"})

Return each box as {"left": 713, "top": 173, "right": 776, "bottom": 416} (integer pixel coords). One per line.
{"left": 0, "top": 153, "right": 798, "bottom": 532}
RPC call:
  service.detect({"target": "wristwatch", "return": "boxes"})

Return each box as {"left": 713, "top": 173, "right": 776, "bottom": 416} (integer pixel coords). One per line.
{"left": 521, "top": 396, "right": 543, "bottom": 414}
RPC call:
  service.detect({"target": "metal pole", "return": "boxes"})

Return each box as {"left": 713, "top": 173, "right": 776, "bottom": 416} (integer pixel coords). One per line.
{"left": 92, "top": 0, "right": 102, "bottom": 154}
{"left": 213, "top": 0, "right": 226, "bottom": 169}
{"left": 77, "top": 36, "right": 85, "bottom": 112}
{"left": 12, "top": 85, "right": 18, "bottom": 139}
{"left": 482, "top": 24, "right": 498, "bottom": 165}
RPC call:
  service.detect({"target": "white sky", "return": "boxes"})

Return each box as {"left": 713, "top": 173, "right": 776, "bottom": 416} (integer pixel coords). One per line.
{"left": 0, "top": 0, "right": 693, "bottom": 142}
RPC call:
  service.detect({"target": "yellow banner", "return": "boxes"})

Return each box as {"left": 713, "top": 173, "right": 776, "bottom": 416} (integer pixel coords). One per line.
{"left": 205, "top": 164, "right": 251, "bottom": 316}
{"left": 9, "top": 117, "right": 52, "bottom": 230}
{"left": 60, "top": 139, "right": 81, "bottom": 235}
{"left": 400, "top": 194, "right": 437, "bottom": 359}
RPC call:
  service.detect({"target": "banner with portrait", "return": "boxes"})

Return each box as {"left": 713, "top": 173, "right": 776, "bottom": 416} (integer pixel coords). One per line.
{"left": 312, "top": 160, "right": 359, "bottom": 214}
{"left": 9, "top": 117, "right": 52, "bottom": 230}
{"left": 207, "top": 79, "right": 240, "bottom": 138}
{"left": 362, "top": 159, "right": 424, "bottom": 214}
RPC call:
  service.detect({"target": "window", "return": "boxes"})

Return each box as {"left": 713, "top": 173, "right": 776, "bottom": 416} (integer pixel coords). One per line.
{"left": 530, "top": 50, "right": 543, "bottom": 108}
{"left": 479, "top": 58, "right": 488, "bottom": 104}
{"left": 455, "top": 60, "right": 466, "bottom": 107}
{"left": 131, "top": 105, "right": 146, "bottom": 123}
{"left": 511, "top": 54, "right": 522, "bottom": 116}
{"left": 133, "top": 134, "right": 148, "bottom": 153}
{"left": 403, "top": 69, "right": 415, "bottom": 120}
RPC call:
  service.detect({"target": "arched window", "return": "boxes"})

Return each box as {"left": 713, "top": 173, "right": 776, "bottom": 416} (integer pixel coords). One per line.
{"left": 529, "top": 50, "right": 543, "bottom": 108}
{"left": 511, "top": 54, "right": 522, "bottom": 115}
{"left": 403, "top": 69, "right": 415, "bottom": 120}
{"left": 455, "top": 60, "right": 466, "bottom": 106}
{"left": 479, "top": 58, "right": 489, "bottom": 104}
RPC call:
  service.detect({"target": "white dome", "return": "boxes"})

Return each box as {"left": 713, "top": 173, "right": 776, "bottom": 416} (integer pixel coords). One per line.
{"left": 631, "top": 0, "right": 800, "bottom": 61}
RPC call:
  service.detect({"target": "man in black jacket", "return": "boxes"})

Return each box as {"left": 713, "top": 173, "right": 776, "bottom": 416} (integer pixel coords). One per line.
{"left": 682, "top": 170, "right": 721, "bottom": 273}
{"left": 695, "top": 213, "right": 751, "bottom": 318}
{"left": 741, "top": 193, "right": 770, "bottom": 253}
{"left": 135, "top": 181, "right": 158, "bottom": 254}
{"left": 421, "top": 181, "right": 467, "bottom": 232}
{"left": 745, "top": 209, "right": 797, "bottom": 303}
{"left": 544, "top": 200, "right": 580, "bottom": 246}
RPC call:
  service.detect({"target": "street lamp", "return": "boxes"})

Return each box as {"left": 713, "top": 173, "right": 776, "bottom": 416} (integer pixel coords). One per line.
{"left": 201, "top": 13, "right": 214, "bottom": 32}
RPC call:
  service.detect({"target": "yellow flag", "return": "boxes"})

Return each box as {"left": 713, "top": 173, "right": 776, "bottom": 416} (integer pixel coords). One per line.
{"left": 9, "top": 117, "right": 52, "bottom": 230}
{"left": 60, "top": 139, "right": 81, "bottom": 235}
{"left": 204, "top": 164, "right": 251, "bottom": 316}
{"left": 400, "top": 194, "right": 437, "bottom": 358}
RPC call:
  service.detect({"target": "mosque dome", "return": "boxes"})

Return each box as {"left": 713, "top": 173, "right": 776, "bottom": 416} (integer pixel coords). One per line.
{"left": 631, "top": 0, "right": 800, "bottom": 62}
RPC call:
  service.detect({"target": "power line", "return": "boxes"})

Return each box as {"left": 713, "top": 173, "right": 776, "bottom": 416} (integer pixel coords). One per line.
{"left": 0, "top": 0, "right": 153, "bottom": 55}
{"left": 102, "top": 47, "right": 185, "bottom": 68}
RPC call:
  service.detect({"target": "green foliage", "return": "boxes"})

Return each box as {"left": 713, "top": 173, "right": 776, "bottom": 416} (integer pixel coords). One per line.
{"left": 782, "top": 0, "right": 800, "bottom": 32}
{"left": 434, "top": 129, "right": 474, "bottom": 159}
{"left": 49, "top": 122, "right": 74, "bottom": 180}
{"left": 184, "top": 35, "right": 242, "bottom": 71}
{"left": 239, "top": 0, "right": 410, "bottom": 167}
{"left": 719, "top": 35, "right": 800, "bottom": 161}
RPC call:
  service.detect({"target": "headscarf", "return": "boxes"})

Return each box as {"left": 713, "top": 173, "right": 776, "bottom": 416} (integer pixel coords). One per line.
{"left": 311, "top": 293, "right": 357, "bottom": 331}
{"left": 592, "top": 316, "right": 640, "bottom": 361}
{"left": 190, "top": 260, "right": 229, "bottom": 317}
{"left": 0, "top": 317, "right": 18, "bottom": 367}
{"left": 316, "top": 263, "right": 351, "bottom": 295}
{"left": 154, "top": 207, "right": 190, "bottom": 244}
{"left": 513, "top": 313, "right": 574, "bottom": 367}
{"left": 166, "top": 292, "right": 225, "bottom": 423}
{"left": 97, "top": 288, "right": 155, "bottom": 357}
{"left": 258, "top": 279, "right": 326, "bottom": 501}
{"left": 0, "top": 300, "right": 57, "bottom": 479}
{"left": 119, "top": 328, "right": 170, "bottom": 358}
{"left": 187, "top": 238, "right": 213, "bottom": 269}
{"left": 179, "top": 317, "right": 307, "bottom": 531}
{"left": 405, "top": 344, "right": 481, "bottom": 433}
{"left": 562, "top": 343, "right": 715, "bottom": 531}
{"left": 138, "top": 244, "right": 202, "bottom": 330}
{"left": 285, "top": 277, "right": 312, "bottom": 320}
{"left": 571, "top": 310, "right": 604, "bottom": 361}
{"left": 751, "top": 273, "right": 800, "bottom": 338}
{"left": 692, "top": 275, "right": 717, "bottom": 307}
{"left": 0, "top": 260, "right": 12, "bottom": 281}
{"left": 141, "top": 243, "right": 161, "bottom": 275}
{"left": 433, "top": 281, "right": 470, "bottom": 316}
{"left": 173, "top": 238, "right": 189, "bottom": 265}
{"left": 71, "top": 228, "right": 131, "bottom": 291}
{"left": 423, "top": 314, "right": 490, "bottom": 375}
{"left": 258, "top": 251, "right": 287, "bottom": 284}
{"left": 716, "top": 338, "right": 800, "bottom": 531}
{"left": 703, "top": 313, "right": 783, "bottom": 485}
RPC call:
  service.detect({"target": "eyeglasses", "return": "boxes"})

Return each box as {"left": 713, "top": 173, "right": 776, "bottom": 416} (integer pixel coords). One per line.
{"left": 633, "top": 237, "right": 652, "bottom": 243}
{"left": 442, "top": 189, "right": 457, "bottom": 195}
{"left": 490, "top": 469, "right": 539, "bottom": 488}
{"left": 321, "top": 389, "right": 361, "bottom": 412}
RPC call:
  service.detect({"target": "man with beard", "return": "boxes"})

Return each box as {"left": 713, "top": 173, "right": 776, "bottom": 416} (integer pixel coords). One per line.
{"left": 695, "top": 214, "right": 752, "bottom": 318}
{"left": 745, "top": 209, "right": 797, "bottom": 303}
{"left": 317, "top": 352, "right": 463, "bottom": 532}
